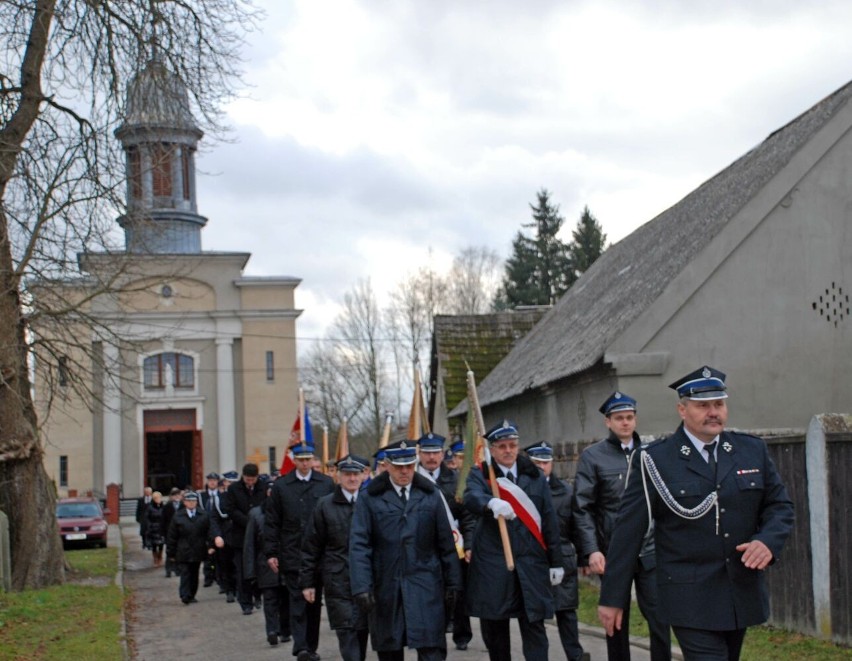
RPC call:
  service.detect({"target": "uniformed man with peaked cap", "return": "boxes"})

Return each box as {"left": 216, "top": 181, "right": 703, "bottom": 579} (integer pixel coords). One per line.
{"left": 599, "top": 367, "right": 794, "bottom": 661}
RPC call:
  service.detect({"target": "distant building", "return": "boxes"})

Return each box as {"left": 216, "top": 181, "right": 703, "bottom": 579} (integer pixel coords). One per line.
{"left": 453, "top": 80, "right": 852, "bottom": 443}
{"left": 37, "top": 60, "right": 300, "bottom": 497}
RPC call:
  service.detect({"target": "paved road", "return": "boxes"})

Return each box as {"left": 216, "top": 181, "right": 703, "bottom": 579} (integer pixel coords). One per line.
{"left": 119, "top": 522, "right": 661, "bottom": 660}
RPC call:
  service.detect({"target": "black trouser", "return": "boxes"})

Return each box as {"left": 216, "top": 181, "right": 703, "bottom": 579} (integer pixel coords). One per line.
{"left": 203, "top": 552, "right": 216, "bottom": 585}
{"left": 672, "top": 626, "right": 746, "bottom": 661}
{"left": 177, "top": 561, "right": 201, "bottom": 602}
{"left": 556, "top": 608, "right": 585, "bottom": 661}
{"left": 336, "top": 627, "right": 369, "bottom": 661}
{"left": 606, "top": 564, "right": 671, "bottom": 661}
{"left": 232, "top": 548, "right": 254, "bottom": 609}
{"left": 217, "top": 545, "right": 235, "bottom": 594}
{"left": 286, "top": 576, "right": 322, "bottom": 654}
{"left": 451, "top": 563, "right": 472, "bottom": 646}
{"left": 262, "top": 585, "right": 291, "bottom": 638}
{"left": 377, "top": 649, "right": 443, "bottom": 661}
{"left": 480, "top": 616, "right": 548, "bottom": 661}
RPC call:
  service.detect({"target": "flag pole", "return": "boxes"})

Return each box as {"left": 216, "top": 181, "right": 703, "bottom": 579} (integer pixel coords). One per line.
{"left": 379, "top": 412, "right": 393, "bottom": 449}
{"left": 321, "top": 424, "right": 329, "bottom": 474}
{"left": 298, "top": 388, "right": 306, "bottom": 444}
{"left": 466, "top": 366, "right": 514, "bottom": 571}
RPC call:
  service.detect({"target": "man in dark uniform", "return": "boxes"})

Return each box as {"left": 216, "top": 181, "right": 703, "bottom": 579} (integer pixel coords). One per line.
{"left": 300, "top": 454, "right": 370, "bottom": 661}
{"left": 525, "top": 441, "right": 588, "bottom": 661}
{"left": 416, "top": 432, "right": 472, "bottom": 651}
{"left": 224, "top": 463, "right": 267, "bottom": 615}
{"left": 213, "top": 471, "right": 238, "bottom": 601}
{"left": 165, "top": 491, "right": 223, "bottom": 605}
{"left": 574, "top": 392, "right": 671, "bottom": 660}
{"left": 265, "top": 442, "right": 334, "bottom": 661}
{"left": 161, "top": 486, "right": 183, "bottom": 578}
{"left": 463, "top": 421, "right": 563, "bottom": 661}
{"left": 350, "top": 440, "right": 462, "bottom": 661}
{"left": 599, "top": 367, "right": 794, "bottom": 661}
{"left": 200, "top": 472, "right": 220, "bottom": 587}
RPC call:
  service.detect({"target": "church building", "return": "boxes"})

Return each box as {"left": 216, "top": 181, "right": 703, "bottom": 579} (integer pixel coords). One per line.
{"left": 38, "top": 59, "right": 300, "bottom": 497}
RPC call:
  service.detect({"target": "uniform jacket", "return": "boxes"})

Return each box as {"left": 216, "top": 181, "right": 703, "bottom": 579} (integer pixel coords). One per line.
{"left": 299, "top": 486, "right": 366, "bottom": 631}
{"left": 573, "top": 432, "right": 655, "bottom": 562}
{"left": 549, "top": 474, "right": 580, "bottom": 612}
{"left": 349, "top": 472, "right": 462, "bottom": 651}
{"left": 224, "top": 479, "right": 266, "bottom": 548}
{"left": 166, "top": 508, "right": 213, "bottom": 563}
{"left": 599, "top": 425, "right": 794, "bottom": 630}
{"left": 243, "top": 503, "right": 279, "bottom": 590}
{"left": 162, "top": 499, "right": 181, "bottom": 537}
{"left": 264, "top": 470, "right": 334, "bottom": 582}
{"left": 420, "top": 464, "right": 476, "bottom": 550}
{"left": 463, "top": 454, "right": 562, "bottom": 622}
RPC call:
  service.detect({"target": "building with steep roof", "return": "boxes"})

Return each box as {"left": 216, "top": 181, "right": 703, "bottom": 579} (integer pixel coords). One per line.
{"left": 452, "top": 80, "right": 852, "bottom": 443}
{"left": 38, "top": 60, "right": 300, "bottom": 497}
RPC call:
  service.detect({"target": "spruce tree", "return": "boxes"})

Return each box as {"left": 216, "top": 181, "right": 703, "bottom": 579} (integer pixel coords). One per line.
{"left": 569, "top": 205, "right": 607, "bottom": 277}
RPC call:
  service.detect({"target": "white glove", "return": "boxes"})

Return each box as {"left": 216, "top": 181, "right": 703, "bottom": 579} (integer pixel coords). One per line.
{"left": 549, "top": 567, "right": 565, "bottom": 586}
{"left": 487, "top": 498, "right": 516, "bottom": 520}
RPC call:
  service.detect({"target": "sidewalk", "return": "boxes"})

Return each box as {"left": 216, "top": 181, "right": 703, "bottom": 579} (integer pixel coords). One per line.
{"left": 117, "top": 521, "right": 666, "bottom": 659}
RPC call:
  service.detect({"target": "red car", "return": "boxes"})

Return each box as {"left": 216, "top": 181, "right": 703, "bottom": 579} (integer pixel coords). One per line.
{"left": 56, "top": 497, "right": 109, "bottom": 548}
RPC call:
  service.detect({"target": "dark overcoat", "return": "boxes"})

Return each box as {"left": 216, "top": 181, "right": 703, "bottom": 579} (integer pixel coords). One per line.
{"left": 349, "top": 472, "right": 462, "bottom": 651}
{"left": 264, "top": 470, "right": 334, "bottom": 585}
{"left": 549, "top": 474, "right": 580, "bottom": 612}
{"left": 463, "top": 454, "right": 562, "bottom": 622}
{"left": 224, "top": 479, "right": 266, "bottom": 548}
{"left": 144, "top": 502, "right": 166, "bottom": 547}
{"left": 166, "top": 509, "right": 213, "bottom": 563}
{"left": 299, "top": 486, "right": 366, "bottom": 631}
{"left": 599, "top": 425, "right": 794, "bottom": 630}
{"left": 243, "top": 504, "right": 279, "bottom": 589}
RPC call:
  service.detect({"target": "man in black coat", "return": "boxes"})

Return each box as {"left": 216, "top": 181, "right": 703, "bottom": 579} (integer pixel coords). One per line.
{"left": 265, "top": 443, "right": 334, "bottom": 661}
{"left": 199, "top": 472, "right": 220, "bottom": 588}
{"left": 225, "top": 463, "right": 267, "bottom": 615}
{"left": 350, "top": 439, "right": 462, "bottom": 661}
{"left": 574, "top": 392, "right": 671, "bottom": 661}
{"left": 165, "top": 491, "right": 223, "bottom": 604}
{"left": 416, "top": 432, "right": 472, "bottom": 651}
{"left": 161, "top": 487, "right": 183, "bottom": 578}
{"left": 136, "top": 486, "right": 153, "bottom": 549}
{"left": 599, "top": 366, "right": 794, "bottom": 661}
{"left": 463, "top": 421, "right": 563, "bottom": 661}
{"left": 300, "top": 454, "right": 370, "bottom": 661}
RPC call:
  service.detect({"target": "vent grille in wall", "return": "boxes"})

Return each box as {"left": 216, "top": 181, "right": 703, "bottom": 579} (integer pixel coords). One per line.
{"left": 812, "top": 282, "right": 849, "bottom": 327}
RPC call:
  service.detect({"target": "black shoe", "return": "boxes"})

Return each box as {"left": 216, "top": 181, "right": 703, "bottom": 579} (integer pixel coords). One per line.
{"left": 218, "top": 586, "right": 226, "bottom": 594}
{"left": 226, "top": 592, "right": 235, "bottom": 603}
{"left": 267, "top": 633, "right": 279, "bottom": 646}
{"left": 242, "top": 607, "right": 253, "bottom": 615}
{"left": 189, "top": 598, "right": 198, "bottom": 603}
{"left": 181, "top": 598, "right": 191, "bottom": 605}
{"left": 203, "top": 580, "right": 214, "bottom": 588}
{"left": 279, "top": 634, "right": 292, "bottom": 643}
{"left": 296, "top": 652, "right": 320, "bottom": 661}
{"left": 455, "top": 642, "right": 468, "bottom": 651}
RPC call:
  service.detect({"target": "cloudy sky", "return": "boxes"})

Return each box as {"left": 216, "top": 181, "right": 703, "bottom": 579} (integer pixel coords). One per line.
{"left": 194, "top": 0, "right": 852, "bottom": 349}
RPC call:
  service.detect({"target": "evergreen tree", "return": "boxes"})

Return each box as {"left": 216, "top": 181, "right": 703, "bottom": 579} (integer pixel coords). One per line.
{"left": 496, "top": 189, "right": 573, "bottom": 307}
{"left": 569, "top": 205, "right": 608, "bottom": 276}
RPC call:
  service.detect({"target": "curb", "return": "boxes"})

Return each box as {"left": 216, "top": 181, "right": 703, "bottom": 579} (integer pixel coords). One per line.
{"left": 111, "top": 524, "right": 130, "bottom": 660}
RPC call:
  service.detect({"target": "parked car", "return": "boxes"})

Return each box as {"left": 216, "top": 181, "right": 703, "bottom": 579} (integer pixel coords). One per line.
{"left": 56, "top": 497, "right": 109, "bottom": 548}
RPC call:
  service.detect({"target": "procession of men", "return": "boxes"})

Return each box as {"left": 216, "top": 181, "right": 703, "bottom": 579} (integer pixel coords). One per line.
{"left": 140, "top": 365, "right": 793, "bottom": 661}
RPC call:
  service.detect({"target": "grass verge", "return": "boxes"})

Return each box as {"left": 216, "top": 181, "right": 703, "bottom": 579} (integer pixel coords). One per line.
{"left": 0, "top": 548, "right": 123, "bottom": 660}
{"left": 578, "top": 580, "right": 849, "bottom": 660}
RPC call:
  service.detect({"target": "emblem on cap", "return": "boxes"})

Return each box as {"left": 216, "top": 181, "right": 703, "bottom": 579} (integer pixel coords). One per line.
{"left": 542, "top": 441, "right": 549, "bottom": 448}
{"left": 722, "top": 441, "right": 733, "bottom": 453}
{"left": 400, "top": 441, "right": 407, "bottom": 449}
{"left": 614, "top": 391, "right": 621, "bottom": 398}
{"left": 680, "top": 445, "right": 691, "bottom": 456}
{"left": 702, "top": 367, "right": 711, "bottom": 378}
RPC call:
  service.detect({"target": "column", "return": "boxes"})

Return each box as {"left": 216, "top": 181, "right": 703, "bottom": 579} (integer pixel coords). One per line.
{"left": 102, "top": 342, "right": 123, "bottom": 488}
{"left": 216, "top": 338, "right": 237, "bottom": 472}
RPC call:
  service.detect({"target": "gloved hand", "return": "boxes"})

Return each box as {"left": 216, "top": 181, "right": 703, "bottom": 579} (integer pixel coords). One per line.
{"left": 549, "top": 567, "right": 565, "bottom": 586}
{"left": 487, "top": 498, "right": 516, "bottom": 520}
{"left": 444, "top": 589, "right": 458, "bottom": 615}
{"left": 354, "top": 591, "right": 375, "bottom": 614}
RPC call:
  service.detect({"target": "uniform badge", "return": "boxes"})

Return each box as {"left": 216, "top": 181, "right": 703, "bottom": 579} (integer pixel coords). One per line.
{"left": 722, "top": 441, "right": 732, "bottom": 453}
{"left": 542, "top": 441, "right": 549, "bottom": 448}
{"left": 400, "top": 441, "right": 407, "bottom": 449}
{"left": 702, "top": 367, "right": 711, "bottom": 378}
{"left": 680, "top": 445, "right": 691, "bottom": 456}
{"left": 614, "top": 391, "right": 622, "bottom": 398}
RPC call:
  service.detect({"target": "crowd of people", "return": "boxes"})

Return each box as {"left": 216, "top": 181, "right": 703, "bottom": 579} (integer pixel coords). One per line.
{"left": 135, "top": 365, "right": 794, "bottom": 661}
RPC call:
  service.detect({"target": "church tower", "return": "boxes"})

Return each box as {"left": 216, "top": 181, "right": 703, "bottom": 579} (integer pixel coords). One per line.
{"left": 114, "top": 58, "right": 207, "bottom": 253}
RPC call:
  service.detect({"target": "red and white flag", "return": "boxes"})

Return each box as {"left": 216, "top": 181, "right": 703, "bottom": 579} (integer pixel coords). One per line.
{"left": 280, "top": 407, "right": 313, "bottom": 475}
{"left": 496, "top": 476, "right": 546, "bottom": 549}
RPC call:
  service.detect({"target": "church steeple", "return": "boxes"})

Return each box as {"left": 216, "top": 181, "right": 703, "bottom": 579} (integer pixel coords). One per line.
{"left": 114, "top": 59, "right": 207, "bottom": 253}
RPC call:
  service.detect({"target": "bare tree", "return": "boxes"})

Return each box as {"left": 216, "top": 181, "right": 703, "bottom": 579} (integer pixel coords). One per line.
{"left": 0, "top": 1, "right": 256, "bottom": 589}
{"left": 445, "top": 245, "right": 502, "bottom": 314}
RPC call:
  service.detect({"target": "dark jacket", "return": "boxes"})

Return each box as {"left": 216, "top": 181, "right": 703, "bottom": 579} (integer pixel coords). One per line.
{"left": 463, "top": 454, "right": 562, "bottom": 622}
{"left": 244, "top": 503, "right": 278, "bottom": 589}
{"left": 166, "top": 508, "right": 214, "bottom": 563}
{"left": 264, "top": 470, "right": 334, "bottom": 584}
{"left": 573, "top": 432, "right": 655, "bottom": 562}
{"left": 299, "top": 486, "right": 366, "bottom": 631}
{"left": 350, "top": 472, "right": 462, "bottom": 651}
{"left": 162, "top": 499, "right": 181, "bottom": 538}
{"left": 136, "top": 495, "right": 151, "bottom": 523}
{"left": 144, "top": 502, "right": 166, "bottom": 547}
{"left": 599, "top": 425, "right": 794, "bottom": 630}
{"left": 549, "top": 474, "right": 580, "bottom": 611}
{"left": 224, "top": 479, "right": 267, "bottom": 548}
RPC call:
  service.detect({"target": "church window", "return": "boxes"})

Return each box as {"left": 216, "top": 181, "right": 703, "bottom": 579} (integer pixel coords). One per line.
{"left": 128, "top": 147, "right": 142, "bottom": 200}
{"left": 151, "top": 144, "right": 173, "bottom": 197}
{"left": 59, "top": 456, "right": 68, "bottom": 487}
{"left": 181, "top": 148, "right": 192, "bottom": 200}
{"left": 58, "top": 355, "right": 69, "bottom": 387}
{"left": 143, "top": 352, "right": 194, "bottom": 389}
{"left": 266, "top": 350, "right": 274, "bottom": 382}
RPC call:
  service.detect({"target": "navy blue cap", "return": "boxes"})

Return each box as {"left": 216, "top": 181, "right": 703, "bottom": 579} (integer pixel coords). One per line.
{"left": 669, "top": 366, "right": 728, "bottom": 400}
{"left": 444, "top": 448, "right": 454, "bottom": 461}
{"left": 418, "top": 433, "right": 445, "bottom": 452}
{"left": 450, "top": 439, "right": 465, "bottom": 455}
{"left": 524, "top": 441, "right": 554, "bottom": 461}
{"left": 337, "top": 454, "right": 369, "bottom": 472}
{"left": 206, "top": 472, "right": 220, "bottom": 480}
{"left": 183, "top": 491, "right": 199, "bottom": 502}
{"left": 293, "top": 443, "right": 316, "bottom": 458}
{"left": 485, "top": 420, "right": 519, "bottom": 443}
{"left": 384, "top": 440, "right": 418, "bottom": 465}
{"left": 222, "top": 470, "right": 239, "bottom": 481}
{"left": 599, "top": 391, "right": 637, "bottom": 416}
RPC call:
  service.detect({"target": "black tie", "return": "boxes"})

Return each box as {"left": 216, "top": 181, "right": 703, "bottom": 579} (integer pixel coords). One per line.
{"left": 506, "top": 472, "right": 515, "bottom": 484}
{"left": 400, "top": 487, "right": 407, "bottom": 504}
{"left": 705, "top": 441, "right": 717, "bottom": 478}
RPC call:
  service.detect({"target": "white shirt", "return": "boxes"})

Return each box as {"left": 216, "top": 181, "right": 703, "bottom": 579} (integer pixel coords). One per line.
{"left": 683, "top": 427, "right": 719, "bottom": 463}
{"left": 417, "top": 465, "right": 440, "bottom": 482}
{"left": 296, "top": 469, "right": 313, "bottom": 482}
{"left": 497, "top": 462, "right": 518, "bottom": 481}
{"left": 389, "top": 479, "right": 410, "bottom": 499}
{"left": 342, "top": 488, "right": 358, "bottom": 504}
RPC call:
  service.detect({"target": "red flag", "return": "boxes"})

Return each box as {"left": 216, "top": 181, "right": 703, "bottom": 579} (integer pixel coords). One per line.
{"left": 280, "top": 408, "right": 314, "bottom": 475}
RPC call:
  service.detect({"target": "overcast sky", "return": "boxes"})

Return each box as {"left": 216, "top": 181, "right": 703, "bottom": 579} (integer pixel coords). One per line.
{"left": 194, "top": 0, "right": 852, "bottom": 350}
